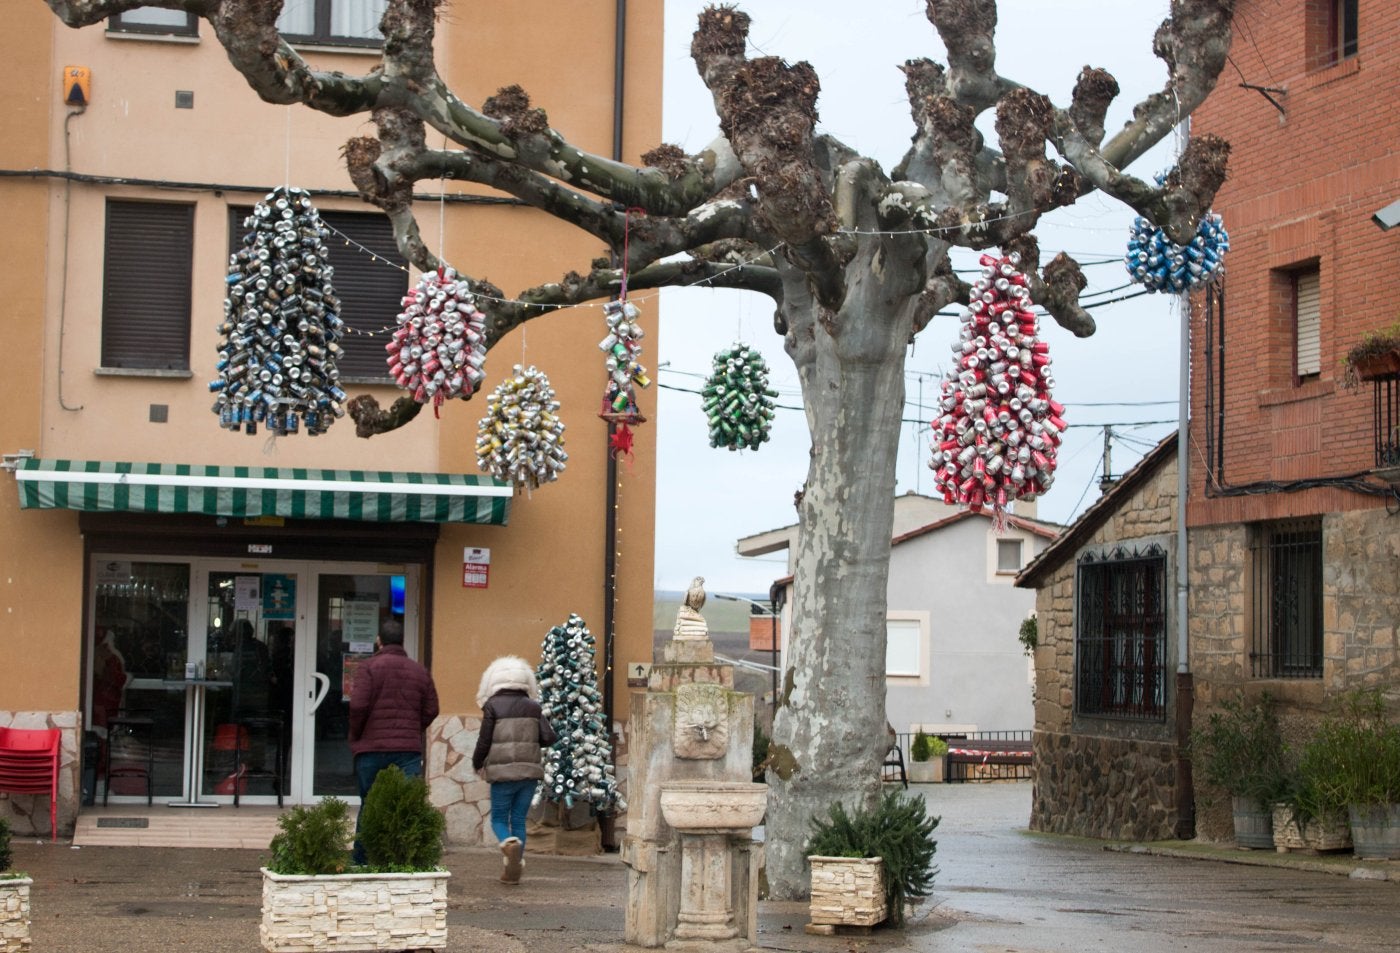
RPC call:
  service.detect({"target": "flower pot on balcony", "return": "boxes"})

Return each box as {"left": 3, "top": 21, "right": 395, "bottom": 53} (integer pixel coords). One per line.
{"left": 1353, "top": 350, "right": 1400, "bottom": 382}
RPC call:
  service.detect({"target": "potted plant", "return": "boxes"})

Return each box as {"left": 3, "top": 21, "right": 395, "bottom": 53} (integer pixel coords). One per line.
{"left": 1341, "top": 319, "right": 1400, "bottom": 387}
{"left": 260, "top": 766, "right": 450, "bottom": 952}
{"left": 1296, "top": 689, "right": 1400, "bottom": 859}
{"left": 0, "top": 817, "right": 33, "bottom": 953}
{"left": 805, "top": 788, "right": 938, "bottom": 928}
{"left": 907, "top": 732, "right": 948, "bottom": 784}
{"left": 1189, "top": 693, "right": 1288, "bottom": 849}
{"left": 1270, "top": 774, "right": 1351, "bottom": 855}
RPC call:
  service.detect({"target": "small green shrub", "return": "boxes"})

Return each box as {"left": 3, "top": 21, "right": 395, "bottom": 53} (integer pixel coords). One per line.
{"left": 806, "top": 788, "right": 939, "bottom": 926}
{"left": 927, "top": 736, "right": 949, "bottom": 758}
{"left": 752, "top": 724, "right": 771, "bottom": 780}
{"left": 358, "top": 765, "right": 445, "bottom": 871}
{"left": 266, "top": 798, "right": 352, "bottom": 875}
{"left": 1189, "top": 693, "right": 1288, "bottom": 811}
{"left": 0, "top": 817, "right": 11, "bottom": 873}
{"left": 910, "top": 731, "right": 932, "bottom": 762}
{"left": 1018, "top": 615, "right": 1038, "bottom": 656}
{"left": 1298, "top": 689, "right": 1400, "bottom": 812}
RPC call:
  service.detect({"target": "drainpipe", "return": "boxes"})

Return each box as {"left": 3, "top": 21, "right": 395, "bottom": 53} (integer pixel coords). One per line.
{"left": 1173, "top": 118, "right": 1196, "bottom": 839}
{"left": 599, "top": 0, "right": 627, "bottom": 853}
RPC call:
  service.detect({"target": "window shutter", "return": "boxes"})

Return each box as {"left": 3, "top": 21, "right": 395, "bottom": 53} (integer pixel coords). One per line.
{"left": 319, "top": 210, "right": 408, "bottom": 380}
{"left": 1295, "top": 269, "right": 1321, "bottom": 377}
{"left": 229, "top": 206, "right": 407, "bottom": 381}
{"left": 102, "top": 201, "right": 194, "bottom": 369}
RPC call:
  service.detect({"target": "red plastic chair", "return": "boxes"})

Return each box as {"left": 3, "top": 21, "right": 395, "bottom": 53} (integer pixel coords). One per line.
{"left": 0, "top": 726, "right": 61, "bottom": 841}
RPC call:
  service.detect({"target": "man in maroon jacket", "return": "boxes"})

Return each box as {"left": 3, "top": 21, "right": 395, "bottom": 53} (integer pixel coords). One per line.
{"left": 348, "top": 618, "right": 439, "bottom": 864}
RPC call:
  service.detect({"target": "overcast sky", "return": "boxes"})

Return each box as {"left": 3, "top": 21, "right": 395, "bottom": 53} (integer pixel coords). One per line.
{"left": 652, "top": 0, "right": 1186, "bottom": 594}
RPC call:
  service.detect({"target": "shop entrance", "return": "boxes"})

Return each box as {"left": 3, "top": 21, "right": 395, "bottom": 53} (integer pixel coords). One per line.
{"left": 89, "top": 556, "right": 420, "bottom": 807}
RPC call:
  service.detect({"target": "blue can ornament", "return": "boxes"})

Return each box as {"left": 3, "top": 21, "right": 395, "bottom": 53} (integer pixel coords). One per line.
{"left": 1125, "top": 205, "right": 1230, "bottom": 294}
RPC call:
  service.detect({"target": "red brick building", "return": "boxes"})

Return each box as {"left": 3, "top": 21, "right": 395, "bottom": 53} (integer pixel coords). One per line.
{"left": 1017, "top": 1, "right": 1400, "bottom": 844}
{"left": 1183, "top": 0, "right": 1400, "bottom": 838}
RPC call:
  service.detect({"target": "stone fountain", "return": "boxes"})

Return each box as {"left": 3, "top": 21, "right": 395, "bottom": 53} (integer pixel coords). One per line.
{"left": 622, "top": 580, "right": 766, "bottom": 951}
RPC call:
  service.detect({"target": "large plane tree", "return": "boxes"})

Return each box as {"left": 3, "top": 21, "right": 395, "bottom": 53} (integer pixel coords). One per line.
{"left": 45, "top": 0, "right": 1235, "bottom": 896}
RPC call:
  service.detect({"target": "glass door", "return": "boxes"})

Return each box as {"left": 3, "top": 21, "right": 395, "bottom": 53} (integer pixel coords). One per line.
{"left": 305, "top": 568, "right": 417, "bottom": 799}
{"left": 197, "top": 566, "right": 303, "bottom": 804}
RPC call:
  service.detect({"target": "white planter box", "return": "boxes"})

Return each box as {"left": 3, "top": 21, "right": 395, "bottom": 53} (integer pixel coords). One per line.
{"left": 260, "top": 868, "right": 449, "bottom": 953}
{"left": 908, "top": 759, "right": 944, "bottom": 784}
{"left": 808, "top": 856, "right": 886, "bottom": 927}
{"left": 0, "top": 877, "right": 32, "bottom": 953}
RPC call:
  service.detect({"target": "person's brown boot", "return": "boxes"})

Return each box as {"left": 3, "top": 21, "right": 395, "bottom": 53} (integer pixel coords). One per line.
{"left": 500, "top": 837, "right": 523, "bottom": 884}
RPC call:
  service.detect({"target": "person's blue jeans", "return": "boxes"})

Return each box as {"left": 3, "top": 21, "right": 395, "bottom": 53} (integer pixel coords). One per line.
{"left": 353, "top": 751, "right": 423, "bottom": 864}
{"left": 489, "top": 779, "right": 538, "bottom": 846}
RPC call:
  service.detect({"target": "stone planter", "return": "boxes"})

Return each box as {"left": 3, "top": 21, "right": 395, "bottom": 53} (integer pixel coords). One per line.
{"left": 260, "top": 868, "right": 449, "bottom": 953}
{"left": 1231, "top": 797, "right": 1274, "bottom": 850}
{"left": 808, "top": 856, "right": 886, "bottom": 927}
{"left": 908, "top": 758, "right": 944, "bottom": 784}
{"left": 1348, "top": 803, "right": 1400, "bottom": 860}
{"left": 1270, "top": 804, "right": 1351, "bottom": 853}
{"left": 1, "top": 877, "right": 32, "bottom": 953}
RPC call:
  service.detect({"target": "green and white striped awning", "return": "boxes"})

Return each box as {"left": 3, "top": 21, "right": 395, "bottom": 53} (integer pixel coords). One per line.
{"left": 10, "top": 458, "right": 511, "bottom": 525}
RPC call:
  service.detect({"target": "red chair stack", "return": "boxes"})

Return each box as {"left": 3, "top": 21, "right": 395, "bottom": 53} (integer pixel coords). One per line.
{"left": 0, "top": 726, "right": 61, "bottom": 841}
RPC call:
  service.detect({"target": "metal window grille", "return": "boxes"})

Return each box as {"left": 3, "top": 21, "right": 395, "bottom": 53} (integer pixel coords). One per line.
{"left": 1250, "top": 519, "right": 1323, "bottom": 678}
{"left": 1373, "top": 376, "right": 1400, "bottom": 467}
{"left": 1074, "top": 546, "right": 1166, "bottom": 719}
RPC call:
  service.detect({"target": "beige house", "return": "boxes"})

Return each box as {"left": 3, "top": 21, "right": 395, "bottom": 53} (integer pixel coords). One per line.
{"left": 0, "top": 1, "right": 661, "bottom": 843}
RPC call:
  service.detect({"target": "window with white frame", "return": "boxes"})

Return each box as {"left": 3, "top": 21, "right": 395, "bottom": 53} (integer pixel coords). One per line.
{"left": 109, "top": 7, "right": 198, "bottom": 37}
{"left": 886, "top": 618, "right": 922, "bottom": 677}
{"left": 1294, "top": 267, "right": 1321, "bottom": 380}
{"left": 278, "top": 0, "right": 388, "bottom": 48}
{"left": 996, "top": 538, "right": 1024, "bottom": 574}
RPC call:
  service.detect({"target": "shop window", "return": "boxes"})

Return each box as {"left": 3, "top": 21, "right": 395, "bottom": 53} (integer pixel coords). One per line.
{"left": 1306, "top": 0, "right": 1358, "bottom": 70}
{"left": 108, "top": 7, "right": 199, "bottom": 37}
{"left": 1249, "top": 518, "right": 1323, "bottom": 678}
{"left": 278, "top": 0, "right": 388, "bottom": 48}
{"left": 1075, "top": 545, "right": 1166, "bottom": 719}
{"left": 228, "top": 205, "right": 406, "bottom": 380}
{"left": 102, "top": 200, "right": 194, "bottom": 370}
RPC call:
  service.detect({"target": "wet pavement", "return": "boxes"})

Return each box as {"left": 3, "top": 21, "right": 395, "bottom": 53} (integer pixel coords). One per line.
{"left": 8, "top": 781, "right": 1399, "bottom": 952}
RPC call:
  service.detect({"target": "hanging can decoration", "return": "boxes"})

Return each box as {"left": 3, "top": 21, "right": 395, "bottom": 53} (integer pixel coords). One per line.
{"left": 597, "top": 299, "right": 650, "bottom": 424}
{"left": 210, "top": 186, "right": 345, "bottom": 436}
{"left": 928, "top": 252, "right": 1064, "bottom": 519}
{"left": 475, "top": 364, "right": 568, "bottom": 491}
{"left": 702, "top": 343, "right": 777, "bottom": 451}
{"left": 1125, "top": 177, "right": 1229, "bottom": 293}
{"left": 386, "top": 265, "right": 488, "bottom": 411}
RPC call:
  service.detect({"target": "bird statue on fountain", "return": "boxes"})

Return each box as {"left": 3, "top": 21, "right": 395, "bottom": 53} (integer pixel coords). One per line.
{"left": 673, "top": 576, "right": 710, "bottom": 641}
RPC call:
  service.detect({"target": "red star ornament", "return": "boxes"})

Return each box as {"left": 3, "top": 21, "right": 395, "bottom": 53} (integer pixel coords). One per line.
{"left": 609, "top": 423, "right": 635, "bottom": 458}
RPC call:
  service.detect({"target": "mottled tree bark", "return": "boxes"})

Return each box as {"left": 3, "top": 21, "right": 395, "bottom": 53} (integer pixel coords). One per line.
{"left": 44, "top": 0, "right": 1237, "bottom": 898}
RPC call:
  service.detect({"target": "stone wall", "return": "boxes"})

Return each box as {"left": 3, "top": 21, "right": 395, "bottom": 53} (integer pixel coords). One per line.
{"left": 1186, "top": 510, "right": 1400, "bottom": 841}
{"left": 1030, "top": 730, "right": 1180, "bottom": 841}
{"left": 1029, "top": 453, "right": 1183, "bottom": 839}
{"left": 426, "top": 713, "right": 631, "bottom": 847}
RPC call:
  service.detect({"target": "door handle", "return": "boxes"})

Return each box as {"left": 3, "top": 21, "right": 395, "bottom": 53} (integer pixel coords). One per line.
{"left": 309, "top": 672, "right": 330, "bottom": 713}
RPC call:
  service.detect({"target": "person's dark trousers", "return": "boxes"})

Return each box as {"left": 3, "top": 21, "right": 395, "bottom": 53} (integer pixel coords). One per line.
{"left": 352, "top": 751, "right": 423, "bottom": 864}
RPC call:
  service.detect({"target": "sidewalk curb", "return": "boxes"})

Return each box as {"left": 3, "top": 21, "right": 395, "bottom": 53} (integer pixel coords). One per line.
{"left": 1103, "top": 841, "right": 1400, "bottom": 882}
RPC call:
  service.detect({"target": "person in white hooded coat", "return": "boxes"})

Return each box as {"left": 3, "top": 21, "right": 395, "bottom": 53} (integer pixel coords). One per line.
{"left": 472, "top": 655, "right": 557, "bottom": 883}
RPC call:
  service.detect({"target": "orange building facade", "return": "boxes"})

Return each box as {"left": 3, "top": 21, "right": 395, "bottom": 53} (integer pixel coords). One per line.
{"left": 0, "top": 1, "right": 660, "bottom": 842}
